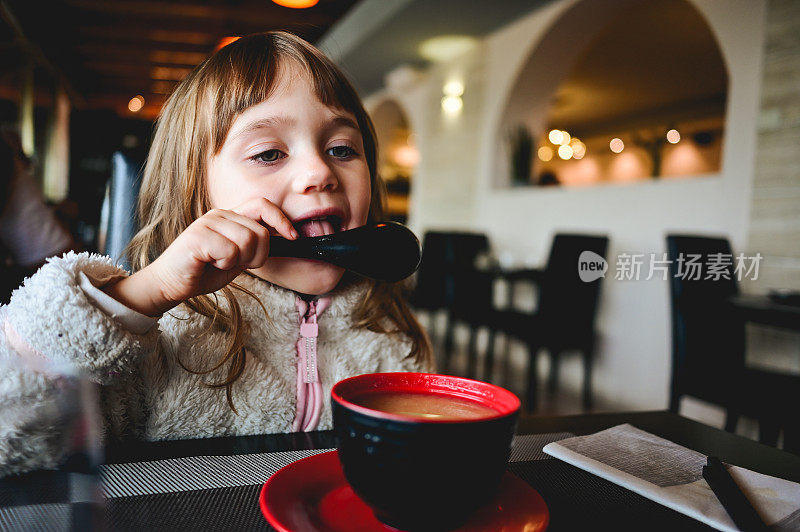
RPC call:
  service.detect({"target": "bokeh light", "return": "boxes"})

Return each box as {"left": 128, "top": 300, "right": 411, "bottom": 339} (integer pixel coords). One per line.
{"left": 419, "top": 35, "right": 478, "bottom": 62}
{"left": 666, "top": 129, "right": 681, "bottom": 144}
{"left": 271, "top": 0, "right": 319, "bottom": 8}
{"left": 127, "top": 95, "right": 144, "bottom": 112}
{"left": 443, "top": 80, "right": 465, "bottom": 96}
{"left": 441, "top": 95, "right": 463, "bottom": 114}
{"left": 571, "top": 139, "right": 586, "bottom": 159}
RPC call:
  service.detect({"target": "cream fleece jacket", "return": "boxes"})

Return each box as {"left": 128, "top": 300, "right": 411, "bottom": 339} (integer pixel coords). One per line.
{"left": 0, "top": 252, "right": 428, "bottom": 477}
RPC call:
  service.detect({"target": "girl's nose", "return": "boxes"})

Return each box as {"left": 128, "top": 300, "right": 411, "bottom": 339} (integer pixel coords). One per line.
{"left": 293, "top": 153, "right": 338, "bottom": 194}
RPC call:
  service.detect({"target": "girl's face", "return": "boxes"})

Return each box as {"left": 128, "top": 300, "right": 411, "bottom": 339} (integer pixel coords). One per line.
{"left": 207, "top": 65, "right": 371, "bottom": 295}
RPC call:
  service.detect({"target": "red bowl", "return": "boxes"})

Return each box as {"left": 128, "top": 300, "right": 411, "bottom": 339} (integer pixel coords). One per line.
{"left": 331, "top": 372, "right": 521, "bottom": 530}
{"left": 332, "top": 372, "right": 520, "bottom": 423}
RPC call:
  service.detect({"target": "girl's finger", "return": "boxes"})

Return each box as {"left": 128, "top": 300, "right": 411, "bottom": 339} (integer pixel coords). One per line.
{"left": 187, "top": 224, "right": 240, "bottom": 270}
{"left": 213, "top": 210, "right": 271, "bottom": 268}
{"left": 201, "top": 215, "right": 260, "bottom": 267}
{"left": 233, "top": 198, "right": 298, "bottom": 240}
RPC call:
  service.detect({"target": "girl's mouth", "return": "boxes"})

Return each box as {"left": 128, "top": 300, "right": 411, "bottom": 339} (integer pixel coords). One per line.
{"left": 293, "top": 215, "right": 343, "bottom": 238}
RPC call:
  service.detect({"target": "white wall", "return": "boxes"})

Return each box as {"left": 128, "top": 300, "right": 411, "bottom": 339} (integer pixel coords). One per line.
{"left": 366, "top": 0, "right": 767, "bottom": 417}
{"left": 366, "top": 45, "right": 490, "bottom": 232}
{"left": 744, "top": 0, "right": 800, "bottom": 377}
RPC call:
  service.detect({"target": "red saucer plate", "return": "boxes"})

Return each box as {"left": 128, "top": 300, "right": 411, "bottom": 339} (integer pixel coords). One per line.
{"left": 260, "top": 450, "right": 549, "bottom": 532}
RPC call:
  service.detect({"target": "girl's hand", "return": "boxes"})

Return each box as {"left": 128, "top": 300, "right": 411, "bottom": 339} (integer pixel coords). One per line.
{"left": 103, "top": 198, "right": 298, "bottom": 317}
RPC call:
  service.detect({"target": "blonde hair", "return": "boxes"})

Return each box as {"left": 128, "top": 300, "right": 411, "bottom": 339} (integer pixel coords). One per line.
{"left": 127, "top": 32, "right": 432, "bottom": 410}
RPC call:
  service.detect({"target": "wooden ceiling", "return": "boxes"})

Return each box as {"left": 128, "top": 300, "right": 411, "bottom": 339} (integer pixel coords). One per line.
{"left": 0, "top": 0, "right": 358, "bottom": 118}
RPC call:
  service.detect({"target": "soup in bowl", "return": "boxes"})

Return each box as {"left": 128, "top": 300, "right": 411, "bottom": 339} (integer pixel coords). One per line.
{"left": 331, "top": 372, "right": 520, "bottom": 530}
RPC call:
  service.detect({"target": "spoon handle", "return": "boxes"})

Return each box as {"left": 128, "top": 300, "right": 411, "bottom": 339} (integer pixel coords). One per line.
{"left": 269, "top": 222, "right": 421, "bottom": 283}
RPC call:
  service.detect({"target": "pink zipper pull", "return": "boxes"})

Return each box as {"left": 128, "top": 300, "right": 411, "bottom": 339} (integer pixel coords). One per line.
{"left": 300, "top": 304, "right": 319, "bottom": 384}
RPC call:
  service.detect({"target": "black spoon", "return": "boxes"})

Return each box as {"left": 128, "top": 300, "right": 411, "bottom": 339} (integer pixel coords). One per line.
{"left": 269, "top": 222, "right": 422, "bottom": 282}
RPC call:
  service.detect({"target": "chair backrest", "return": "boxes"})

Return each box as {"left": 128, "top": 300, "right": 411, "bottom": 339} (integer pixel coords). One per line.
{"left": 666, "top": 235, "right": 744, "bottom": 380}
{"left": 413, "top": 231, "right": 489, "bottom": 310}
{"left": 448, "top": 233, "right": 492, "bottom": 312}
{"left": 538, "top": 233, "right": 609, "bottom": 336}
{"left": 99, "top": 151, "right": 143, "bottom": 270}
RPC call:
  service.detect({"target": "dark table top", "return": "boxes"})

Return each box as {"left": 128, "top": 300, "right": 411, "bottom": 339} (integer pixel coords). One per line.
{"left": 4, "top": 410, "right": 800, "bottom": 531}
{"left": 729, "top": 294, "right": 800, "bottom": 331}
{"left": 104, "top": 410, "right": 800, "bottom": 483}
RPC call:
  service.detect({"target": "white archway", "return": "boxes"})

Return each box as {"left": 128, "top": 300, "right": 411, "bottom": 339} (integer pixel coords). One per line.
{"left": 369, "top": 97, "right": 418, "bottom": 223}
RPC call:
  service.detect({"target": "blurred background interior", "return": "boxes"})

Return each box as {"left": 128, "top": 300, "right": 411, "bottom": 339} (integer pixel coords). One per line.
{"left": 0, "top": 0, "right": 798, "bottom": 451}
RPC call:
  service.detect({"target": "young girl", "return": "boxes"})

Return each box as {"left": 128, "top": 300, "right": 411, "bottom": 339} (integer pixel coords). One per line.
{"left": 0, "top": 32, "right": 432, "bottom": 477}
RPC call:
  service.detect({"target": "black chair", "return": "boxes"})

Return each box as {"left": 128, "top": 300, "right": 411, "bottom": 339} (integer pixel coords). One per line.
{"left": 98, "top": 151, "right": 143, "bottom": 270}
{"left": 666, "top": 235, "right": 800, "bottom": 449}
{"left": 443, "top": 254, "right": 495, "bottom": 378}
{"left": 490, "top": 233, "right": 609, "bottom": 411}
{"left": 414, "top": 232, "right": 489, "bottom": 374}
{"left": 411, "top": 232, "right": 457, "bottom": 339}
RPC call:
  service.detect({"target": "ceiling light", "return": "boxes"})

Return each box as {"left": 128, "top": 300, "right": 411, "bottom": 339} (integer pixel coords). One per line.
{"left": 538, "top": 146, "right": 553, "bottom": 162}
{"left": 610, "top": 138, "right": 624, "bottom": 153}
{"left": 128, "top": 95, "right": 144, "bottom": 112}
{"left": 559, "top": 131, "right": 571, "bottom": 146}
{"left": 419, "top": 35, "right": 478, "bottom": 63}
{"left": 271, "top": 0, "right": 319, "bottom": 8}
{"left": 666, "top": 129, "right": 680, "bottom": 144}
{"left": 558, "top": 145, "right": 573, "bottom": 160}
{"left": 548, "top": 129, "right": 564, "bottom": 145}
{"left": 441, "top": 95, "right": 463, "bottom": 115}
{"left": 443, "top": 80, "right": 464, "bottom": 96}
{"left": 215, "top": 36, "right": 241, "bottom": 52}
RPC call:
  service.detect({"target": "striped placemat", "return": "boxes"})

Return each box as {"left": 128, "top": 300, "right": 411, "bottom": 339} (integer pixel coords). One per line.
{"left": 100, "top": 432, "right": 572, "bottom": 498}
{"left": 101, "top": 448, "right": 330, "bottom": 498}
{"left": 0, "top": 433, "right": 573, "bottom": 530}
{"left": 0, "top": 503, "right": 72, "bottom": 531}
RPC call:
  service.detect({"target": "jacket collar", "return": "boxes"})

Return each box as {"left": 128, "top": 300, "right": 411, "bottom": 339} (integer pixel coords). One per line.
{"left": 232, "top": 273, "right": 370, "bottom": 323}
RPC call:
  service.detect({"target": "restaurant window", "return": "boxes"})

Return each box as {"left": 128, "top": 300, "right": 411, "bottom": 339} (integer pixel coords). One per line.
{"left": 370, "top": 99, "right": 417, "bottom": 223}
{"left": 500, "top": 0, "right": 728, "bottom": 188}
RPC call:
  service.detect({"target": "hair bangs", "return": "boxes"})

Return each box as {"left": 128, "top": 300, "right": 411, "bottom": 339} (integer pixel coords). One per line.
{"left": 205, "top": 36, "right": 281, "bottom": 154}
{"left": 203, "top": 33, "right": 373, "bottom": 171}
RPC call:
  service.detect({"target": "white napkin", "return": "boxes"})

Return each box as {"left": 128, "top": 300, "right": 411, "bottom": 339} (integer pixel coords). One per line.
{"left": 542, "top": 424, "right": 800, "bottom": 531}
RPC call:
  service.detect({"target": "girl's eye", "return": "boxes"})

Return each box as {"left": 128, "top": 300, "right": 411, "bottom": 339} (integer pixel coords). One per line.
{"left": 252, "top": 149, "right": 286, "bottom": 164}
{"left": 328, "top": 145, "right": 358, "bottom": 159}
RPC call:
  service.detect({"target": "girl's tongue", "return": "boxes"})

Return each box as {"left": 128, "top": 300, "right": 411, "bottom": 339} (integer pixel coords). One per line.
{"left": 296, "top": 218, "right": 335, "bottom": 238}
